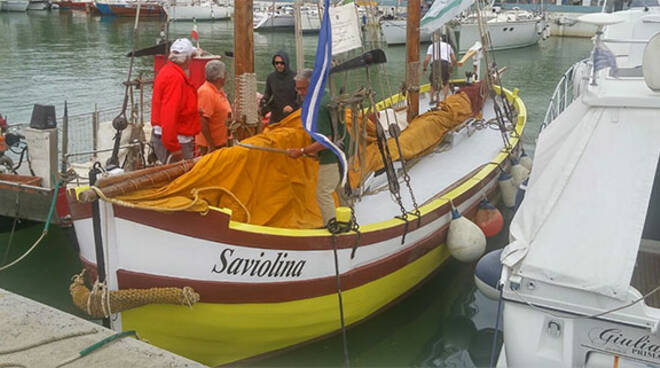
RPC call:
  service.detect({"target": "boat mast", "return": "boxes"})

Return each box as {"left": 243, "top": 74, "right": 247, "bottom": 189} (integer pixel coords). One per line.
{"left": 233, "top": 0, "right": 259, "bottom": 136}
{"left": 234, "top": 0, "right": 254, "bottom": 81}
{"left": 406, "top": 0, "right": 420, "bottom": 122}
{"left": 294, "top": 0, "right": 304, "bottom": 72}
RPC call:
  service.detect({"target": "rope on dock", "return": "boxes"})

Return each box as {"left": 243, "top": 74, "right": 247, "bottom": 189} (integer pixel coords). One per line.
{"left": 69, "top": 270, "right": 200, "bottom": 318}
{"left": 55, "top": 330, "right": 138, "bottom": 368}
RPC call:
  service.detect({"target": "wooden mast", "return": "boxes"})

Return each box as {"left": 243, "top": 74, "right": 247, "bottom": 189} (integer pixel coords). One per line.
{"left": 406, "top": 0, "right": 420, "bottom": 122}
{"left": 234, "top": 0, "right": 254, "bottom": 86}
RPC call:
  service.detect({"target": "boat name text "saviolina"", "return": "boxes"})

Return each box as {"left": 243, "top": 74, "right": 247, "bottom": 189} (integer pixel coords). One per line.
{"left": 211, "top": 248, "right": 307, "bottom": 278}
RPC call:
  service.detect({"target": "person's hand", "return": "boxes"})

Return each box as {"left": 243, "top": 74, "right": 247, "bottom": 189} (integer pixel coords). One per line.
{"left": 283, "top": 105, "right": 293, "bottom": 114}
{"left": 287, "top": 148, "right": 303, "bottom": 159}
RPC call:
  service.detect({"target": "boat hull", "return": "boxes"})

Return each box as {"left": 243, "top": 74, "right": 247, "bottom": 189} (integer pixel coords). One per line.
{"left": 382, "top": 19, "right": 432, "bottom": 45}
{"left": 0, "top": 175, "right": 68, "bottom": 225}
{"left": 453, "top": 20, "right": 543, "bottom": 53}
{"left": 27, "top": 0, "right": 49, "bottom": 10}
{"left": 254, "top": 13, "right": 294, "bottom": 30}
{"left": 108, "top": 3, "right": 163, "bottom": 17}
{"left": 164, "top": 4, "right": 231, "bottom": 21}
{"left": 67, "top": 86, "right": 527, "bottom": 366}
{"left": 1, "top": 0, "right": 29, "bottom": 11}
{"left": 58, "top": 0, "right": 90, "bottom": 10}
{"left": 92, "top": 0, "right": 112, "bottom": 14}
{"left": 382, "top": 18, "right": 543, "bottom": 52}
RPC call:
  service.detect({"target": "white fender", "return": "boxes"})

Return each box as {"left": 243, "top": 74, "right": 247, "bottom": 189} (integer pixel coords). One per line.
{"left": 498, "top": 171, "right": 517, "bottom": 208}
{"left": 510, "top": 159, "right": 530, "bottom": 188}
{"left": 447, "top": 208, "right": 487, "bottom": 262}
{"left": 519, "top": 150, "right": 533, "bottom": 171}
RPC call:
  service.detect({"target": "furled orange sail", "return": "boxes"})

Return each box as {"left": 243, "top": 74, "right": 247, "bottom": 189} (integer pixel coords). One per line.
{"left": 117, "top": 110, "right": 323, "bottom": 229}
{"left": 348, "top": 92, "right": 473, "bottom": 187}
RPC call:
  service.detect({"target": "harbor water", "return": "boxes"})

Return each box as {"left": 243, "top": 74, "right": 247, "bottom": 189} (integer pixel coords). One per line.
{"left": 0, "top": 10, "right": 592, "bottom": 367}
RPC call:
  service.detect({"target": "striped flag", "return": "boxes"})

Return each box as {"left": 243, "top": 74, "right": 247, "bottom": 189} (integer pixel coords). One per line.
{"left": 301, "top": 0, "right": 348, "bottom": 186}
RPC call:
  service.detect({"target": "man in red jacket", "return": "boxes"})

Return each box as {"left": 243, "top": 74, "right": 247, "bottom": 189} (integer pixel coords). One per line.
{"left": 150, "top": 38, "right": 200, "bottom": 163}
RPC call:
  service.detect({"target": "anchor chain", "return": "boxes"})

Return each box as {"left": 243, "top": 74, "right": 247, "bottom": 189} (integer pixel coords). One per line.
{"left": 374, "top": 110, "right": 409, "bottom": 244}
{"left": 388, "top": 122, "right": 422, "bottom": 228}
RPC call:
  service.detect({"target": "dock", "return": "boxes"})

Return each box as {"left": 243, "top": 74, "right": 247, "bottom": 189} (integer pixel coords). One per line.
{"left": 0, "top": 288, "right": 207, "bottom": 368}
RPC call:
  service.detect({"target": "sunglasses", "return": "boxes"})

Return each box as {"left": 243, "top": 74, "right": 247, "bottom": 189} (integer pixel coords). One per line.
{"left": 274, "top": 61, "right": 285, "bottom": 66}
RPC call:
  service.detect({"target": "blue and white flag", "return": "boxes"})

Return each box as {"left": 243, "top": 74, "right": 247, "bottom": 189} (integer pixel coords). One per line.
{"left": 301, "top": 0, "right": 348, "bottom": 186}
{"left": 593, "top": 44, "right": 618, "bottom": 76}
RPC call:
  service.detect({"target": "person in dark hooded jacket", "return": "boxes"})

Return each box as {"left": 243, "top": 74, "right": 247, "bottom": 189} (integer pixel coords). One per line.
{"left": 261, "top": 50, "right": 298, "bottom": 124}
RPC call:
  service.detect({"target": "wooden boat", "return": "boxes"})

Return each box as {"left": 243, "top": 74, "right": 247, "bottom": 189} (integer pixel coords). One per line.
{"left": 57, "top": 0, "right": 93, "bottom": 10}
{"left": 65, "top": 0, "right": 528, "bottom": 366}
{"left": 108, "top": 1, "right": 163, "bottom": 17}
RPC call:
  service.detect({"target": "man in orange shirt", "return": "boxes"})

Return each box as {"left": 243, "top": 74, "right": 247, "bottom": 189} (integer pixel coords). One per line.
{"left": 196, "top": 60, "right": 231, "bottom": 154}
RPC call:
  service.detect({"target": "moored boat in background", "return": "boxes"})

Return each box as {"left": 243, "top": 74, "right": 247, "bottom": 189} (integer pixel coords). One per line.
{"left": 163, "top": 0, "right": 232, "bottom": 21}
{"left": 0, "top": 0, "right": 29, "bottom": 11}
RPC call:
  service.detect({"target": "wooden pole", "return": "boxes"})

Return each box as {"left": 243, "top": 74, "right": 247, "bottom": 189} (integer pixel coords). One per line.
{"left": 234, "top": 0, "right": 254, "bottom": 82}
{"left": 406, "top": 0, "right": 420, "bottom": 122}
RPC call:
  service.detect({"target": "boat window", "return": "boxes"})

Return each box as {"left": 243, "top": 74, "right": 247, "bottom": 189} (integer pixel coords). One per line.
{"left": 631, "top": 154, "right": 660, "bottom": 308}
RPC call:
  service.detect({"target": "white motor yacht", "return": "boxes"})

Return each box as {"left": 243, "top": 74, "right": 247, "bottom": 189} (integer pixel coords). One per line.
{"left": 163, "top": 0, "right": 232, "bottom": 21}
{"left": 490, "top": 5, "right": 660, "bottom": 367}
{"left": 253, "top": 5, "right": 294, "bottom": 30}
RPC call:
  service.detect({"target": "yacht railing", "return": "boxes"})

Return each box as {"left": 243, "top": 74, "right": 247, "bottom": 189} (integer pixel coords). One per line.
{"left": 540, "top": 57, "right": 590, "bottom": 131}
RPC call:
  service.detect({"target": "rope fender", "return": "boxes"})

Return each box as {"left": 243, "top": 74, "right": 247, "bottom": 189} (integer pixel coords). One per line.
{"left": 69, "top": 270, "right": 200, "bottom": 318}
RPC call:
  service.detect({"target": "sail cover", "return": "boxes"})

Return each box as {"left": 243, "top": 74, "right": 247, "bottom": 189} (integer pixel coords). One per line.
{"left": 502, "top": 102, "right": 660, "bottom": 300}
{"left": 420, "top": 0, "right": 474, "bottom": 32}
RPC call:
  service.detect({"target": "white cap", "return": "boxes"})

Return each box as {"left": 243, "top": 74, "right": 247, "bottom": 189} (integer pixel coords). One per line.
{"left": 170, "top": 38, "right": 195, "bottom": 57}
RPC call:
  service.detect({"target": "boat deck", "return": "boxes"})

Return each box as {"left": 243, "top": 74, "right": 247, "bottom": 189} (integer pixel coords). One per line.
{"left": 354, "top": 92, "right": 508, "bottom": 224}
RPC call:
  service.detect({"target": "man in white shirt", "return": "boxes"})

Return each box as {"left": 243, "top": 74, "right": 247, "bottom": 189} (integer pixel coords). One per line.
{"left": 423, "top": 34, "right": 457, "bottom": 103}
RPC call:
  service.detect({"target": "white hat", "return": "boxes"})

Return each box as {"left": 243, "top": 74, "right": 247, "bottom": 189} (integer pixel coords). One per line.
{"left": 170, "top": 38, "right": 195, "bottom": 57}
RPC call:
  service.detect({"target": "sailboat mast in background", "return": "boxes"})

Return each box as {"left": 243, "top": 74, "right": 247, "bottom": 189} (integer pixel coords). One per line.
{"left": 406, "top": 0, "right": 421, "bottom": 122}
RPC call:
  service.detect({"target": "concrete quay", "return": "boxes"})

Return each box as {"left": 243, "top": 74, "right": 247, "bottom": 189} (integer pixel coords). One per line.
{"left": 0, "top": 288, "right": 207, "bottom": 368}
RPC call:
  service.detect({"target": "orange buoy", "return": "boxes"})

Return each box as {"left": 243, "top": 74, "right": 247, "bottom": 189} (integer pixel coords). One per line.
{"left": 475, "top": 199, "right": 504, "bottom": 238}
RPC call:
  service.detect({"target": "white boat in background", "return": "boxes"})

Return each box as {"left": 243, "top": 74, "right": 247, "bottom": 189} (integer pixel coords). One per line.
{"left": 491, "top": 6, "right": 660, "bottom": 367}
{"left": 301, "top": 6, "right": 321, "bottom": 33}
{"left": 163, "top": 0, "right": 232, "bottom": 21}
{"left": 450, "top": 9, "right": 546, "bottom": 53}
{"left": 382, "top": 0, "right": 546, "bottom": 51}
{"left": 1, "top": 0, "right": 29, "bottom": 11}
{"left": 254, "top": 5, "right": 294, "bottom": 30}
{"left": 382, "top": 18, "right": 433, "bottom": 44}
{"left": 27, "top": 0, "right": 50, "bottom": 10}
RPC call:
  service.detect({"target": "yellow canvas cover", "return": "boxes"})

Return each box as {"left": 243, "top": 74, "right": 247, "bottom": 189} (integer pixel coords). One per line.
{"left": 348, "top": 92, "right": 473, "bottom": 187}
{"left": 115, "top": 93, "right": 472, "bottom": 229}
{"left": 117, "top": 110, "right": 324, "bottom": 229}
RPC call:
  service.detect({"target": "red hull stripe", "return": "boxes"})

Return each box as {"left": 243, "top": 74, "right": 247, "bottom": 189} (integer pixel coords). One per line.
{"left": 90, "top": 171, "right": 497, "bottom": 251}
{"left": 79, "top": 195, "right": 488, "bottom": 303}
